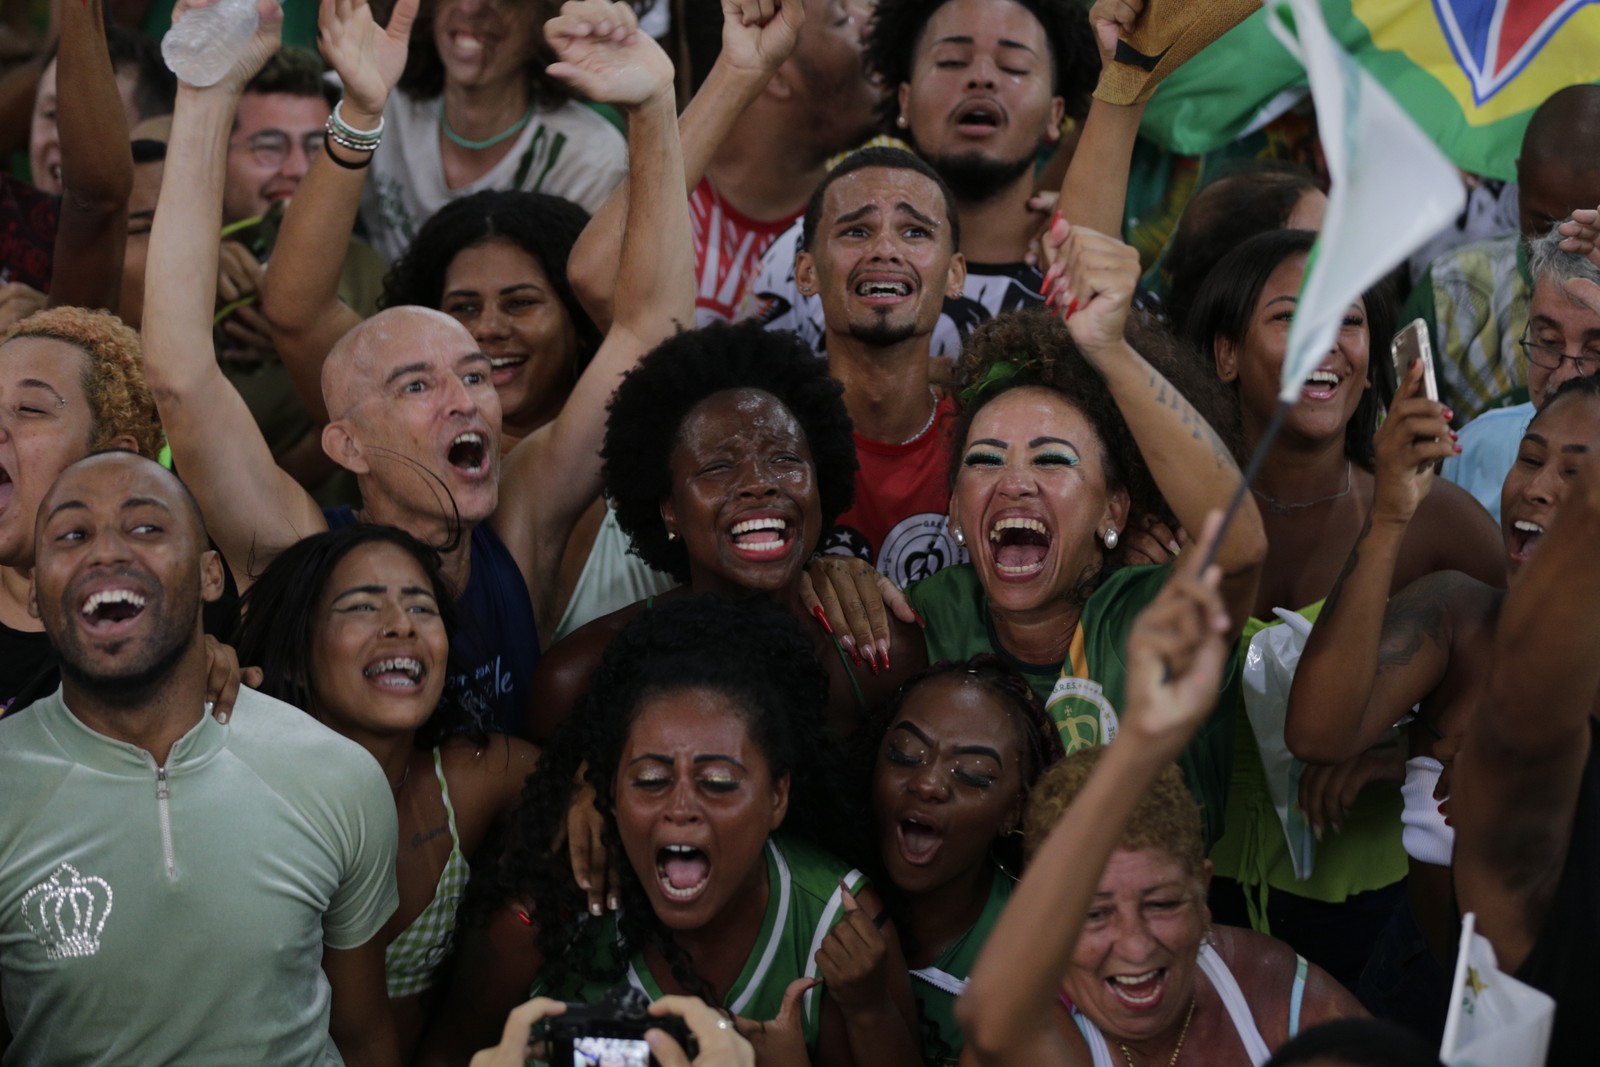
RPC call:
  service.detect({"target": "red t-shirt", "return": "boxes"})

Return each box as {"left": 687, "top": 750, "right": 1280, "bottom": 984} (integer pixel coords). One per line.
{"left": 689, "top": 177, "right": 798, "bottom": 327}
{"left": 822, "top": 394, "right": 968, "bottom": 587}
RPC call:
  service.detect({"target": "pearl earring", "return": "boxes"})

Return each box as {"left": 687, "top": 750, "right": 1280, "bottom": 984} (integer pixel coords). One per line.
{"left": 667, "top": 530, "right": 677, "bottom": 542}
{"left": 896, "top": 114, "right": 909, "bottom": 129}
{"left": 1103, "top": 527, "right": 1119, "bottom": 550}
{"left": 952, "top": 526, "right": 965, "bottom": 547}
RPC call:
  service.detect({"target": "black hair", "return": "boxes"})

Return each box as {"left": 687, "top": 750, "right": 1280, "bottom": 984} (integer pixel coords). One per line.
{"left": 1263, "top": 1019, "right": 1445, "bottom": 1067}
{"left": 242, "top": 47, "right": 339, "bottom": 109}
{"left": 399, "top": 0, "right": 571, "bottom": 104}
{"left": 495, "top": 595, "right": 843, "bottom": 1003}
{"left": 379, "top": 189, "right": 601, "bottom": 375}
{"left": 1161, "top": 160, "right": 1323, "bottom": 330}
{"left": 41, "top": 25, "right": 177, "bottom": 121}
{"left": 798, "top": 145, "right": 961, "bottom": 253}
{"left": 1184, "top": 228, "right": 1396, "bottom": 468}
{"left": 1537, "top": 366, "right": 1600, "bottom": 414}
{"left": 602, "top": 320, "right": 857, "bottom": 583}
{"left": 864, "top": 0, "right": 1099, "bottom": 130}
{"left": 232, "top": 524, "right": 472, "bottom": 750}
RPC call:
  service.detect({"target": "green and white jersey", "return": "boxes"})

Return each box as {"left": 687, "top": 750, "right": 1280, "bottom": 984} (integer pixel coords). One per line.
{"left": 538, "top": 837, "right": 867, "bottom": 1048}
{"left": 910, "top": 866, "right": 1012, "bottom": 1066}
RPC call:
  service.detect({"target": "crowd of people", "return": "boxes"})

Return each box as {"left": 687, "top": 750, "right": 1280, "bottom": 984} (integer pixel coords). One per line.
{"left": 0, "top": 0, "right": 1596, "bottom": 1064}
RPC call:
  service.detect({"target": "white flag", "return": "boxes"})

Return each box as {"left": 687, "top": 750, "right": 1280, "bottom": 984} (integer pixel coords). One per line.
{"left": 1263, "top": 0, "right": 1465, "bottom": 403}
{"left": 1440, "top": 912, "right": 1555, "bottom": 1067}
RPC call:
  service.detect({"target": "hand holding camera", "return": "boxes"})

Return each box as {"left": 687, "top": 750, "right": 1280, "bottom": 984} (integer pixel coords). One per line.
{"left": 469, "top": 987, "right": 751, "bottom": 1067}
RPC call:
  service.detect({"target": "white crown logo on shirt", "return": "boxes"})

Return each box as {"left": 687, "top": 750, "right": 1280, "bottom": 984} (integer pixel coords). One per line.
{"left": 22, "top": 863, "right": 113, "bottom": 959}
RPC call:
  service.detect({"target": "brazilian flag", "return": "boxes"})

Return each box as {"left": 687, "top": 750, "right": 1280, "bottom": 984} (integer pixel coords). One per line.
{"left": 1138, "top": 0, "right": 1600, "bottom": 181}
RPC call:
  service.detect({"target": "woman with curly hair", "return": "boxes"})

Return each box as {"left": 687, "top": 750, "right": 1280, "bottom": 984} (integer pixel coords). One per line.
{"left": 420, "top": 596, "right": 922, "bottom": 1067}
{"left": 0, "top": 307, "right": 168, "bottom": 710}
{"left": 904, "top": 223, "right": 1266, "bottom": 848}
{"left": 958, "top": 547, "right": 1362, "bottom": 1067}
{"left": 234, "top": 523, "right": 539, "bottom": 1058}
{"left": 528, "top": 317, "right": 926, "bottom": 742}
{"left": 867, "top": 655, "right": 1064, "bottom": 1065}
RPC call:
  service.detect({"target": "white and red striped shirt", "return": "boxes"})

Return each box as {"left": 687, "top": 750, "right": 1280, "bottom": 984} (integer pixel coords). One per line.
{"left": 690, "top": 177, "right": 800, "bottom": 327}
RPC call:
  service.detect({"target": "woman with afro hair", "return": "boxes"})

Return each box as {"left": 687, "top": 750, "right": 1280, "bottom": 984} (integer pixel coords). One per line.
{"left": 419, "top": 595, "right": 923, "bottom": 1067}
{"left": 527, "top": 317, "right": 928, "bottom": 744}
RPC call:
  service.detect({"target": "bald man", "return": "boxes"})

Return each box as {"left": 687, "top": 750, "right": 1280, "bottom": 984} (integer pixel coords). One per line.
{"left": 139, "top": 5, "right": 692, "bottom": 735}
{"left": 0, "top": 452, "right": 399, "bottom": 1065}
{"left": 1406, "top": 85, "right": 1600, "bottom": 423}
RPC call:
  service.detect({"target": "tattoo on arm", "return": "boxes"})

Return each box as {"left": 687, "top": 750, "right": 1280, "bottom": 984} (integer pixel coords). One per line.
{"left": 1320, "top": 513, "right": 1372, "bottom": 619}
{"left": 1376, "top": 579, "right": 1453, "bottom": 671}
{"left": 1144, "top": 367, "right": 1237, "bottom": 470}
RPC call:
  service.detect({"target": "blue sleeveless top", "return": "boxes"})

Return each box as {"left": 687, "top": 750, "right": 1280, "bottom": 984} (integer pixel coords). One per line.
{"left": 324, "top": 508, "right": 539, "bottom": 736}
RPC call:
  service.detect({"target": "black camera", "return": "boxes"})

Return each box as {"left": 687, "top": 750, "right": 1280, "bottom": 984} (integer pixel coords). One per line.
{"left": 545, "top": 986, "right": 698, "bottom": 1067}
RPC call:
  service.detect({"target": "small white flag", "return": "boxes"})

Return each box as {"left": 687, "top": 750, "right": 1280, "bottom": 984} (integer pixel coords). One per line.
{"left": 1263, "top": 0, "right": 1465, "bottom": 403}
{"left": 1440, "top": 912, "right": 1555, "bottom": 1067}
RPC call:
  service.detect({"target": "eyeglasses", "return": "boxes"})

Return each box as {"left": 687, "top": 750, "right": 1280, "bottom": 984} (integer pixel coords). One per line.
{"left": 233, "top": 129, "right": 324, "bottom": 168}
{"left": 1519, "top": 334, "right": 1600, "bottom": 376}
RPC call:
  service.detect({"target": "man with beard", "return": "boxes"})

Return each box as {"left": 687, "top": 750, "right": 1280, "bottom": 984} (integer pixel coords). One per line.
{"left": 0, "top": 452, "right": 399, "bottom": 1065}
{"left": 744, "top": 0, "right": 1097, "bottom": 357}
{"left": 796, "top": 147, "right": 970, "bottom": 586}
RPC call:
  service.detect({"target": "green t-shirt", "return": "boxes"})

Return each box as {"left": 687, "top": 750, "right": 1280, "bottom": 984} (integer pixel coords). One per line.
{"left": 534, "top": 837, "right": 867, "bottom": 1050}
{"left": 0, "top": 686, "right": 399, "bottom": 1065}
{"left": 910, "top": 563, "right": 1237, "bottom": 847}
{"left": 910, "top": 866, "right": 1012, "bottom": 1067}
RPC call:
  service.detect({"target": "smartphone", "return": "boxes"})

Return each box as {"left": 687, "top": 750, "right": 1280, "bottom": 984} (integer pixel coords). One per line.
{"left": 1391, "top": 318, "right": 1439, "bottom": 403}
{"left": 567, "top": 1034, "right": 653, "bottom": 1067}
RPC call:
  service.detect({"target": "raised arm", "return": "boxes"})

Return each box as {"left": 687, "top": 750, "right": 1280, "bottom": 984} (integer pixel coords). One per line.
{"left": 958, "top": 516, "right": 1232, "bottom": 1065}
{"left": 1286, "top": 361, "right": 1460, "bottom": 762}
{"left": 260, "top": 0, "right": 417, "bottom": 423}
{"left": 565, "top": 0, "right": 802, "bottom": 330}
{"left": 142, "top": 0, "right": 326, "bottom": 582}
{"left": 1048, "top": 221, "right": 1267, "bottom": 636}
{"left": 47, "top": 0, "right": 133, "bottom": 312}
{"left": 494, "top": 0, "right": 694, "bottom": 630}
{"left": 1453, "top": 448, "right": 1600, "bottom": 972}
{"left": 1054, "top": 0, "right": 1146, "bottom": 237}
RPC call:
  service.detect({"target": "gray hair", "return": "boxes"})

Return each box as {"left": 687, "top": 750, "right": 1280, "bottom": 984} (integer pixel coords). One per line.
{"left": 1528, "top": 221, "right": 1600, "bottom": 304}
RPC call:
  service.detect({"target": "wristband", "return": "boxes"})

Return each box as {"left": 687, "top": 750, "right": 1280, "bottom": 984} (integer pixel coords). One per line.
{"left": 323, "top": 132, "right": 373, "bottom": 170}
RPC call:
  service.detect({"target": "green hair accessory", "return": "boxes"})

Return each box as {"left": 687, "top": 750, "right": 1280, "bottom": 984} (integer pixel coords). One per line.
{"left": 959, "top": 358, "right": 1024, "bottom": 407}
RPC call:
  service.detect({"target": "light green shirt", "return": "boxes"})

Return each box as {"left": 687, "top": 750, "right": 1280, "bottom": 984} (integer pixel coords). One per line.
{"left": 0, "top": 687, "right": 398, "bottom": 1065}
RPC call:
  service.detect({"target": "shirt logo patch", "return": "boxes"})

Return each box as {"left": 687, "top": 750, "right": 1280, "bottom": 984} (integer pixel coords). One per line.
{"left": 22, "top": 863, "right": 113, "bottom": 959}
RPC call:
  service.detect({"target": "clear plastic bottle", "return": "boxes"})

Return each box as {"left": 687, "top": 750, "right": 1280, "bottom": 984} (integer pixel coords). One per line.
{"left": 161, "top": 0, "right": 260, "bottom": 88}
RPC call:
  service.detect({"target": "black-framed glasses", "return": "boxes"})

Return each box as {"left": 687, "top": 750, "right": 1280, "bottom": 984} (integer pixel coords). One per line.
{"left": 234, "top": 129, "right": 323, "bottom": 168}
{"left": 1519, "top": 334, "right": 1600, "bottom": 376}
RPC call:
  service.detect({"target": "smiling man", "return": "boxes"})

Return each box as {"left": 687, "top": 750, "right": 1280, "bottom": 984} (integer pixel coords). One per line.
{"left": 795, "top": 147, "right": 969, "bottom": 584}
{"left": 0, "top": 452, "right": 399, "bottom": 1065}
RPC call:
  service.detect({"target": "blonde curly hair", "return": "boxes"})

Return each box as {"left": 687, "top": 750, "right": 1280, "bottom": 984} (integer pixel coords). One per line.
{"left": 4, "top": 307, "right": 163, "bottom": 460}
{"left": 1022, "top": 747, "right": 1205, "bottom": 881}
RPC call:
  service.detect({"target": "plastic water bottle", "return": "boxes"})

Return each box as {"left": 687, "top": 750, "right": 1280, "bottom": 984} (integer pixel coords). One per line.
{"left": 161, "top": 0, "right": 260, "bottom": 88}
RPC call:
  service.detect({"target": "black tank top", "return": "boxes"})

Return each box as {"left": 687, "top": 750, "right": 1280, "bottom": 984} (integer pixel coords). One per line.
{"left": 1515, "top": 719, "right": 1600, "bottom": 1067}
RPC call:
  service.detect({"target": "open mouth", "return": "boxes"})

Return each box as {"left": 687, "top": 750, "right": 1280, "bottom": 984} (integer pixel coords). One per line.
{"left": 855, "top": 279, "right": 912, "bottom": 300}
{"left": 1509, "top": 519, "right": 1544, "bottom": 561}
{"left": 80, "top": 587, "right": 147, "bottom": 630}
{"left": 447, "top": 432, "right": 488, "bottom": 475}
{"left": 362, "top": 656, "right": 425, "bottom": 690}
{"left": 447, "top": 31, "right": 486, "bottom": 59}
{"left": 989, "top": 516, "right": 1051, "bottom": 577}
{"left": 0, "top": 465, "right": 12, "bottom": 511}
{"left": 1300, "top": 369, "right": 1341, "bottom": 401}
{"left": 727, "top": 515, "right": 795, "bottom": 559}
{"left": 656, "top": 844, "right": 711, "bottom": 902}
{"left": 954, "top": 99, "right": 1003, "bottom": 133}
{"left": 1106, "top": 968, "right": 1168, "bottom": 1009}
{"left": 896, "top": 817, "right": 943, "bottom": 865}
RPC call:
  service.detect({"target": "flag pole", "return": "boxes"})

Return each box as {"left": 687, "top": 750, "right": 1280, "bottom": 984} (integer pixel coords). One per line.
{"left": 1197, "top": 398, "right": 1290, "bottom": 574}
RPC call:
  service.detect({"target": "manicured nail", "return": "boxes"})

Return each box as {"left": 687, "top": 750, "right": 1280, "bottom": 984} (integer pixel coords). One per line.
{"left": 850, "top": 648, "right": 863, "bottom": 666}
{"left": 878, "top": 640, "right": 891, "bottom": 671}
{"left": 1454, "top": 444, "right": 1462, "bottom": 453}
{"left": 590, "top": 901, "right": 603, "bottom": 916}
{"left": 1045, "top": 287, "right": 1058, "bottom": 308}
{"left": 811, "top": 604, "right": 835, "bottom": 635}
{"left": 579, "top": 875, "right": 591, "bottom": 890}
{"left": 609, "top": 895, "right": 620, "bottom": 911}
{"left": 516, "top": 909, "right": 534, "bottom": 926}
{"left": 1050, "top": 209, "right": 1062, "bottom": 227}
{"left": 1442, "top": 407, "right": 1453, "bottom": 421}
{"left": 1167, "top": 539, "right": 1182, "bottom": 555}
{"left": 862, "top": 646, "right": 879, "bottom": 675}
{"left": 912, "top": 609, "right": 928, "bottom": 629}
{"left": 1064, "top": 298, "right": 1079, "bottom": 319}
{"left": 839, "top": 633, "right": 856, "bottom": 655}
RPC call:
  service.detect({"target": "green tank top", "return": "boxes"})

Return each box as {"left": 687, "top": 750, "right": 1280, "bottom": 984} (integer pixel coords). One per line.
{"left": 1207, "top": 604, "right": 1408, "bottom": 929}
{"left": 534, "top": 837, "right": 867, "bottom": 1048}
{"left": 909, "top": 563, "right": 1237, "bottom": 848}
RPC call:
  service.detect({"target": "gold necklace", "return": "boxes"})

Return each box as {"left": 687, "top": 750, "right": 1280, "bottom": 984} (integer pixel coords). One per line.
{"left": 1116, "top": 996, "right": 1195, "bottom": 1067}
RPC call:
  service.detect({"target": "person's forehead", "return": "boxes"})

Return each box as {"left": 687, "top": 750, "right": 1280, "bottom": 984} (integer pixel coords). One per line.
{"left": 1531, "top": 276, "right": 1600, "bottom": 334}
{"left": 824, "top": 167, "right": 947, "bottom": 223}
{"left": 680, "top": 388, "right": 804, "bottom": 438}
{"left": 0, "top": 336, "right": 88, "bottom": 392}
{"left": 235, "top": 91, "right": 331, "bottom": 133}
{"left": 919, "top": 0, "right": 1050, "bottom": 57}
{"left": 45, "top": 454, "right": 181, "bottom": 514}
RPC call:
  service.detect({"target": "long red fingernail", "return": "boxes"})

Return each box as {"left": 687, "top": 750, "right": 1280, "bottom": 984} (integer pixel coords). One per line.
{"left": 811, "top": 604, "right": 835, "bottom": 635}
{"left": 1050, "top": 209, "right": 1062, "bottom": 227}
{"left": 1442, "top": 407, "right": 1453, "bottom": 421}
{"left": 1064, "top": 298, "right": 1079, "bottom": 318}
{"left": 1045, "top": 288, "right": 1058, "bottom": 308}
{"left": 516, "top": 910, "right": 533, "bottom": 926}
{"left": 912, "top": 609, "right": 927, "bottom": 629}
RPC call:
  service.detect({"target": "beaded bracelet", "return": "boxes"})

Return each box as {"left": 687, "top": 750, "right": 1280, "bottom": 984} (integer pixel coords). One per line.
{"left": 322, "top": 131, "right": 373, "bottom": 170}
{"left": 327, "top": 126, "right": 379, "bottom": 153}
{"left": 331, "top": 99, "right": 384, "bottom": 143}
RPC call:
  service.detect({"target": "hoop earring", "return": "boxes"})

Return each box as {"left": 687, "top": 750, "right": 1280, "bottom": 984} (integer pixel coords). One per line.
{"left": 1103, "top": 527, "right": 1119, "bottom": 550}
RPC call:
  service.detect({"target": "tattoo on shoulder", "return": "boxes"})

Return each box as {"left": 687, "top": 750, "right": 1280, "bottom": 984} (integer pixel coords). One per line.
{"left": 1377, "top": 577, "right": 1455, "bottom": 670}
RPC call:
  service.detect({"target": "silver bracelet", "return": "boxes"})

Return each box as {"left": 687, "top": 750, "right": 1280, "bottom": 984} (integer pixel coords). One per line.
{"left": 327, "top": 126, "right": 379, "bottom": 153}
{"left": 331, "top": 99, "right": 384, "bottom": 144}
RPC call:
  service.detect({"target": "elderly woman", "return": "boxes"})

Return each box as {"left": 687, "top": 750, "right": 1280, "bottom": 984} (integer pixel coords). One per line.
{"left": 905, "top": 222, "right": 1267, "bottom": 846}
{"left": 420, "top": 596, "right": 921, "bottom": 1067}
{"left": 958, "top": 531, "right": 1362, "bottom": 1067}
